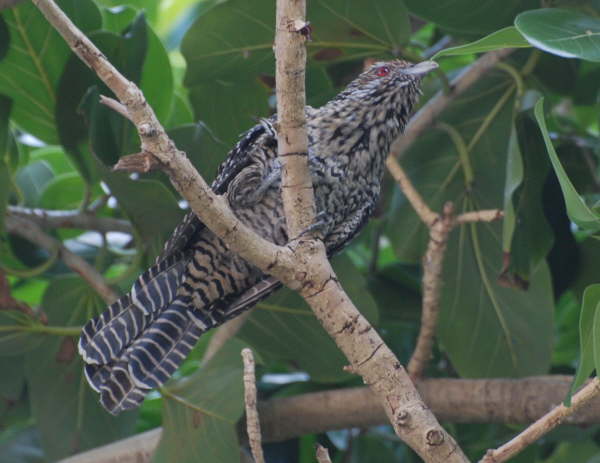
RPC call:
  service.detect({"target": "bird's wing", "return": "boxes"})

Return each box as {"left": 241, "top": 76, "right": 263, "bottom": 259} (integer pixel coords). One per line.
{"left": 158, "top": 119, "right": 277, "bottom": 261}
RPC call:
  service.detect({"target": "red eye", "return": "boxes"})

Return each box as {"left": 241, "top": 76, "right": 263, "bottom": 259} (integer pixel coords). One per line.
{"left": 376, "top": 66, "right": 390, "bottom": 77}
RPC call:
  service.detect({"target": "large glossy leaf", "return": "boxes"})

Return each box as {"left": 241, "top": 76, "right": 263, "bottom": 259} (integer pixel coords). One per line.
{"left": 238, "top": 254, "right": 378, "bottom": 382}
{"left": 501, "top": 115, "right": 553, "bottom": 284}
{"left": 516, "top": 9, "right": 600, "bottom": 62}
{"left": 154, "top": 339, "right": 246, "bottom": 463}
{"left": 404, "top": 0, "right": 537, "bottom": 35}
{"left": 534, "top": 98, "right": 600, "bottom": 232}
{"left": 569, "top": 284, "right": 600, "bottom": 398}
{"left": 387, "top": 71, "right": 554, "bottom": 377}
{"left": 182, "top": 0, "right": 410, "bottom": 148}
{"left": 56, "top": 13, "right": 172, "bottom": 181}
{"left": 0, "top": 0, "right": 101, "bottom": 143}
{"left": 25, "top": 276, "right": 137, "bottom": 461}
{"left": 96, "top": 161, "right": 184, "bottom": 261}
{"left": 433, "top": 27, "right": 530, "bottom": 60}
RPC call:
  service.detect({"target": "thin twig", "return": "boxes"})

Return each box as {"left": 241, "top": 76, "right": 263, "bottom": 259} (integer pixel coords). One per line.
{"left": 316, "top": 444, "right": 333, "bottom": 463}
{"left": 480, "top": 378, "right": 600, "bottom": 463}
{"left": 456, "top": 209, "right": 503, "bottom": 225}
{"left": 387, "top": 161, "right": 502, "bottom": 379}
{"left": 100, "top": 95, "right": 132, "bottom": 122}
{"left": 242, "top": 348, "right": 265, "bottom": 463}
{"left": 7, "top": 206, "right": 133, "bottom": 234}
{"left": 385, "top": 157, "right": 436, "bottom": 225}
{"left": 407, "top": 202, "right": 455, "bottom": 378}
{"left": 0, "top": 268, "right": 36, "bottom": 318}
{"left": 5, "top": 215, "right": 118, "bottom": 303}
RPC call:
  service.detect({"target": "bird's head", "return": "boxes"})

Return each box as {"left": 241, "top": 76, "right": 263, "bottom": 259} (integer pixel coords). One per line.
{"left": 342, "top": 59, "right": 438, "bottom": 102}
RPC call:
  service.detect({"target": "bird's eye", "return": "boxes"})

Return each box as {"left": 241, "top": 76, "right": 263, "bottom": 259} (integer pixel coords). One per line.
{"left": 376, "top": 66, "right": 390, "bottom": 77}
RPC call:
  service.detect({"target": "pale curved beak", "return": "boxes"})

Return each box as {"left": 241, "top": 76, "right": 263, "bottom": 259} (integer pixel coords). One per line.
{"left": 404, "top": 60, "right": 438, "bottom": 76}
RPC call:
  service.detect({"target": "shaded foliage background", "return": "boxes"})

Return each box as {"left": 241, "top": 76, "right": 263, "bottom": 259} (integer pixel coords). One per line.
{"left": 0, "top": 0, "right": 600, "bottom": 461}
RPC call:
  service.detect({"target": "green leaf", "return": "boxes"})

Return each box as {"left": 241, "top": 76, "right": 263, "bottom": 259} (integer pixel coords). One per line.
{"left": 182, "top": 0, "right": 410, "bottom": 147}
{"left": 154, "top": 339, "right": 246, "bottom": 463}
{"left": 0, "top": 311, "right": 44, "bottom": 356}
{"left": 404, "top": 0, "right": 537, "bottom": 35}
{"left": 96, "top": 161, "right": 184, "bottom": 261}
{"left": 571, "top": 284, "right": 600, "bottom": 398}
{"left": 38, "top": 172, "right": 86, "bottom": 210}
{"left": 0, "top": 0, "right": 101, "bottom": 143}
{"left": 433, "top": 26, "right": 530, "bottom": 59}
{"left": 387, "top": 71, "right": 554, "bottom": 377}
{"left": 516, "top": 8, "right": 600, "bottom": 62}
{"left": 533, "top": 98, "right": 600, "bottom": 231}
{"left": 0, "top": 95, "right": 11, "bottom": 234}
{"left": 502, "top": 127, "right": 523, "bottom": 254}
{"left": 56, "top": 13, "right": 172, "bottom": 178}
{"left": 501, "top": 115, "right": 553, "bottom": 284}
{"left": 25, "top": 276, "right": 137, "bottom": 461}
{"left": 0, "top": 426, "right": 44, "bottom": 463}
{"left": 238, "top": 254, "right": 378, "bottom": 382}
{"left": 14, "top": 161, "right": 55, "bottom": 207}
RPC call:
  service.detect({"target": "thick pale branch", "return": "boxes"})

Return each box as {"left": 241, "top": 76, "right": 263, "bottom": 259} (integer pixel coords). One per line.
{"left": 61, "top": 376, "right": 600, "bottom": 463}
{"left": 316, "top": 445, "right": 333, "bottom": 463}
{"left": 275, "top": 0, "right": 314, "bottom": 237}
{"left": 272, "top": 1, "right": 466, "bottom": 461}
{"left": 5, "top": 215, "right": 118, "bottom": 303}
{"left": 32, "top": 0, "right": 293, "bottom": 279}
{"left": 7, "top": 206, "right": 133, "bottom": 234}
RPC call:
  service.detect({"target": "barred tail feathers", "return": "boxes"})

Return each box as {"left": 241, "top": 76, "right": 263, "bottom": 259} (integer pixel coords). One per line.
{"left": 93, "top": 303, "right": 206, "bottom": 414}
{"left": 78, "top": 252, "right": 189, "bottom": 365}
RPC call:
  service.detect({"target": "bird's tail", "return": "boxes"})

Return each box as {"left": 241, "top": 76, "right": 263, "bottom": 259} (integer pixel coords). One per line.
{"left": 79, "top": 252, "right": 283, "bottom": 415}
{"left": 78, "top": 252, "right": 209, "bottom": 414}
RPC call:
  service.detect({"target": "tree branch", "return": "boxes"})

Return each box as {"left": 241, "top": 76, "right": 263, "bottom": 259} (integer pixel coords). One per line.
{"left": 7, "top": 206, "right": 133, "bottom": 234}
{"left": 33, "top": 0, "right": 467, "bottom": 460}
{"left": 60, "top": 376, "right": 600, "bottom": 463}
{"left": 480, "top": 378, "right": 600, "bottom": 463}
{"left": 242, "top": 348, "right": 265, "bottom": 463}
{"left": 5, "top": 215, "right": 118, "bottom": 303}
{"left": 316, "top": 444, "right": 333, "bottom": 463}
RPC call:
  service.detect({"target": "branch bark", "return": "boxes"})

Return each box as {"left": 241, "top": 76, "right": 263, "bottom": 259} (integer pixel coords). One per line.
{"left": 7, "top": 206, "right": 133, "bottom": 234}
{"left": 5, "top": 215, "right": 118, "bottom": 303}
{"left": 242, "top": 348, "right": 265, "bottom": 463}
{"left": 60, "top": 376, "right": 600, "bottom": 463}
{"left": 480, "top": 378, "right": 600, "bottom": 463}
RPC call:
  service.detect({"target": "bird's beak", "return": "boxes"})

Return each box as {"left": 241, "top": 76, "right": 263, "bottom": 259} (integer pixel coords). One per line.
{"left": 404, "top": 61, "right": 438, "bottom": 76}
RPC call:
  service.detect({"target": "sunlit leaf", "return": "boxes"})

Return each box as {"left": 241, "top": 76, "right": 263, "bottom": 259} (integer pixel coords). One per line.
{"left": 516, "top": 9, "right": 600, "bottom": 62}
{"left": 433, "top": 26, "right": 530, "bottom": 59}
{"left": 0, "top": 0, "right": 101, "bottom": 143}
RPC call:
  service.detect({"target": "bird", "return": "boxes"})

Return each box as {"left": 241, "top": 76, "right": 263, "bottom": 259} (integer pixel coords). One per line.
{"left": 78, "top": 59, "right": 438, "bottom": 414}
